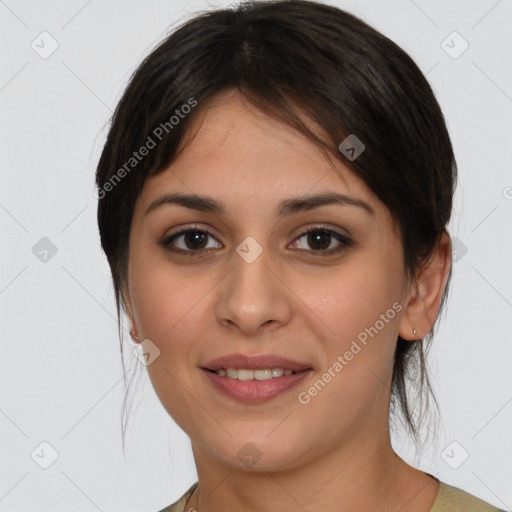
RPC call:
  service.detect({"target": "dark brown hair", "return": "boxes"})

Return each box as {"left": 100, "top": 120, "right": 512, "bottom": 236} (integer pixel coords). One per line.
{"left": 95, "top": 0, "right": 456, "bottom": 451}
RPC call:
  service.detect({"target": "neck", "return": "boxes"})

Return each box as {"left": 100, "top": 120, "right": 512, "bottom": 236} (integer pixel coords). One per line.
{"left": 186, "top": 424, "right": 439, "bottom": 512}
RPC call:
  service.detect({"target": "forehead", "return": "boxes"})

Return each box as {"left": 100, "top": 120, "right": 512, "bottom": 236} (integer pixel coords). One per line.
{"left": 136, "top": 89, "right": 385, "bottom": 221}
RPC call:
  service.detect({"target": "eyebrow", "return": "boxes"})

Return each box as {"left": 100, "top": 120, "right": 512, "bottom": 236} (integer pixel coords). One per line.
{"left": 145, "top": 191, "right": 375, "bottom": 217}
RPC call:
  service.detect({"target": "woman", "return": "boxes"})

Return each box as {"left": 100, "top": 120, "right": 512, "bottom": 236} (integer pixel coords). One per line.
{"left": 95, "top": 1, "right": 506, "bottom": 510}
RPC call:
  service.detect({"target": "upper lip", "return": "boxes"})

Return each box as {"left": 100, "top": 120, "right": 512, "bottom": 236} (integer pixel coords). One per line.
{"left": 202, "top": 353, "right": 312, "bottom": 372}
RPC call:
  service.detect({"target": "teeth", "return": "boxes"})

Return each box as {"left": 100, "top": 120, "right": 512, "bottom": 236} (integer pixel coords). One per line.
{"left": 214, "top": 368, "right": 297, "bottom": 380}
{"left": 238, "top": 369, "right": 254, "bottom": 381}
{"left": 226, "top": 368, "right": 238, "bottom": 379}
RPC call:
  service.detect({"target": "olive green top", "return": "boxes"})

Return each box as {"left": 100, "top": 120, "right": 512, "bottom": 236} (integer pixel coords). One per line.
{"left": 158, "top": 479, "right": 508, "bottom": 511}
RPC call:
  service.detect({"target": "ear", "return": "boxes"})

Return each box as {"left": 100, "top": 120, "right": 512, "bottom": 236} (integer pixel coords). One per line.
{"left": 121, "top": 281, "right": 139, "bottom": 342}
{"left": 398, "top": 232, "right": 452, "bottom": 340}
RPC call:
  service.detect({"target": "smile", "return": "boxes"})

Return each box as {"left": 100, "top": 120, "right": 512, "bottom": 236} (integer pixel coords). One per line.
{"left": 201, "top": 367, "right": 311, "bottom": 403}
{"left": 210, "top": 368, "right": 296, "bottom": 380}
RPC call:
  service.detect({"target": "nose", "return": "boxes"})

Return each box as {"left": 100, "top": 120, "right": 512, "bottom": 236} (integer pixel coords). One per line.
{"left": 214, "top": 239, "right": 293, "bottom": 337}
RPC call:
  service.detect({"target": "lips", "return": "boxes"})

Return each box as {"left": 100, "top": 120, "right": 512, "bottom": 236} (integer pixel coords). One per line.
{"left": 200, "top": 353, "right": 313, "bottom": 403}
{"left": 201, "top": 353, "right": 312, "bottom": 372}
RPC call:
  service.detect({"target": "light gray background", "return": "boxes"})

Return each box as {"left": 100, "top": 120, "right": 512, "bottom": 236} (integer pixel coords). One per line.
{"left": 1, "top": 0, "right": 511, "bottom": 510}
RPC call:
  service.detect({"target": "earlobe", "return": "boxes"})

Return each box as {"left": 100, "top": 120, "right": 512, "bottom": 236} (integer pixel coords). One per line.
{"left": 129, "top": 325, "right": 140, "bottom": 343}
{"left": 121, "top": 283, "right": 140, "bottom": 343}
{"left": 399, "top": 232, "right": 452, "bottom": 341}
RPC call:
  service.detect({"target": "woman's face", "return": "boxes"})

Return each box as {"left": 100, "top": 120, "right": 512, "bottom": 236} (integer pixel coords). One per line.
{"left": 124, "top": 89, "right": 413, "bottom": 471}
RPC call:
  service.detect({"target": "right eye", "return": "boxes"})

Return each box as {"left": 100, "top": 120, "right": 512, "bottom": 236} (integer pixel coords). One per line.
{"left": 160, "top": 227, "right": 222, "bottom": 255}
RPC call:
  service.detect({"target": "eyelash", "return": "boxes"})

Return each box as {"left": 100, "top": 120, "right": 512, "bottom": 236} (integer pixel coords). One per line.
{"left": 159, "top": 225, "right": 352, "bottom": 257}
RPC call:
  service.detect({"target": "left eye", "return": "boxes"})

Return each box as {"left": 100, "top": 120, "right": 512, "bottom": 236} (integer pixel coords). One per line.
{"left": 291, "top": 228, "right": 352, "bottom": 254}
{"left": 160, "top": 227, "right": 351, "bottom": 255}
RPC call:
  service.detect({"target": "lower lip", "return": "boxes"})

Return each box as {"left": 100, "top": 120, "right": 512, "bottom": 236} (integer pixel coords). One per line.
{"left": 201, "top": 368, "right": 311, "bottom": 404}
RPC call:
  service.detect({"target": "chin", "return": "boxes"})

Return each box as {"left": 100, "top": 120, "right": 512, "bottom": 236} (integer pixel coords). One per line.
{"left": 208, "top": 436, "right": 306, "bottom": 472}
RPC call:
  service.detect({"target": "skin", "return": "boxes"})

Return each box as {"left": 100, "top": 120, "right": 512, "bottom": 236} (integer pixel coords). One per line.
{"left": 123, "top": 89, "right": 451, "bottom": 511}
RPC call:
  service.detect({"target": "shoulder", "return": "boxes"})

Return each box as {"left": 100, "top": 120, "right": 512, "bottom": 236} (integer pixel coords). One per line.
{"left": 157, "top": 482, "right": 198, "bottom": 512}
{"left": 155, "top": 480, "right": 509, "bottom": 512}
{"left": 431, "top": 481, "right": 508, "bottom": 512}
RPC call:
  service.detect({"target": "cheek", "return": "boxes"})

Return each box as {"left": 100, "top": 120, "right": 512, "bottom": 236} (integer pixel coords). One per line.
{"left": 303, "top": 256, "right": 403, "bottom": 411}
{"left": 312, "top": 258, "right": 401, "bottom": 342}
{"left": 127, "top": 259, "right": 212, "bottom": 426}
{"left": 294, "top": 266, "right": 401, "bottom": 432}
{"left": 128, "top": 256, "right": 209, "bottom": 348}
